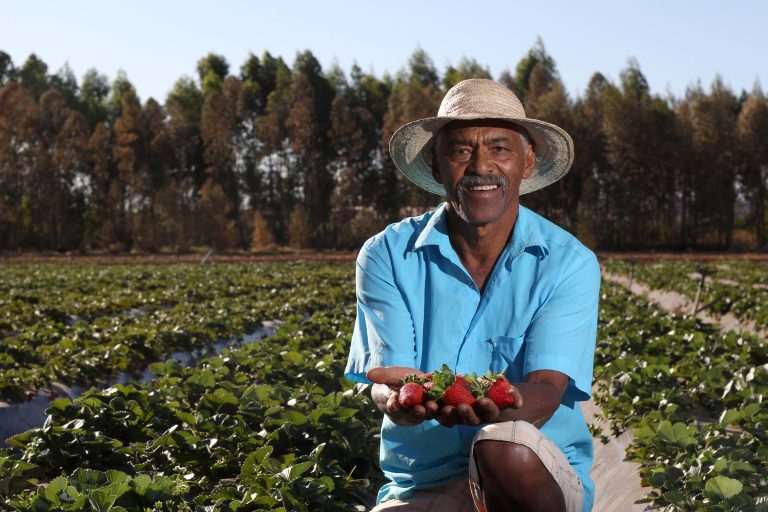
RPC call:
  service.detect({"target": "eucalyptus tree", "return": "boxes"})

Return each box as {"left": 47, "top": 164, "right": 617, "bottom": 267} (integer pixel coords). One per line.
{"left": 256, "top": 56, "right": 292, "bottom": 242}
{"left": 0, "top": 51, "right": 14, "bottom": 85}
{"left": 285, "top": 50, "right": 335, "bottom": 246}
{"left": 79, "top": 69, "right": 110, "bottom": 128}
{"left": 0, "top": 82, "right": 39, "bottom": 248}
{"left": 442, "top": 57, "right": 491, "bottom": 90}
{"left": 736, "top": 85, "right": 768, "bottom": 246}
{"left": 684, "top": 77, "right": 739, "bottom": 247}
{"left": 17, "top": 53, "right": 48, "bottom": 100}
{"left": 200, "top": 75, "right": 244, "bottom": 249}
{"left": 381, "top": 48, "right": 443, "bottom": 218}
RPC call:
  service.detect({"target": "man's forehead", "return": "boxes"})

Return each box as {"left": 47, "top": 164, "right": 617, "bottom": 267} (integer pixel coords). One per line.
{"left": 436, "top": 119, "right": 529, "bottom": 143}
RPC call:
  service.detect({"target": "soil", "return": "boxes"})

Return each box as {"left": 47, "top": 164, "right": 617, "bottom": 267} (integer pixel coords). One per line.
{"left": 2, "top": 250, "right": 767, "bottom": 265}
{"left": 603, "top": 272, "right": 765, "bottom": 338}
{"left": 598, "top": 251, "right": 768, "bottom": 263}
{"left": 0, "top": 250, "right": 359, "bottom": 265}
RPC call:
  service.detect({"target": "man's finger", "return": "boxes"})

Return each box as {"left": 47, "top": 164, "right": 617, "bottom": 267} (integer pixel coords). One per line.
{"left": 473, "top": 398, "right": 501, "bottom": 423}
{"left": 366, "top": 366, "right": 424, "bottom": 385}
{"left": 436, "top": 404, "right": 456, "bottom": 428}
{"left": 455, "top": 403, "right": 480, "bottom": 425}
{"left": 509, "top": 386, "right": 524, "bottom": 408}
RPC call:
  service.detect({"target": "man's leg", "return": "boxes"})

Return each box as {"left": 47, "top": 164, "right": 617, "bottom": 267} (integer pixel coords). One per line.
{"left": 371, "top": 478, "right": 475, "bottom": 511}
{"left": 469, "top": 421, "right": 584, "bottom": 512}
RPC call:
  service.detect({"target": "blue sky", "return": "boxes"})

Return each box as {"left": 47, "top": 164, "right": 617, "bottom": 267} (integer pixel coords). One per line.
{"left": 3, "top": 1, "right": 765, "bottom": 103}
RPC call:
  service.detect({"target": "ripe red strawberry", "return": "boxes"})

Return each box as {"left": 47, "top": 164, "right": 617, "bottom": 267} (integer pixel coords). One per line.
{"left": 398, "top": 382, "right": 425, "bottom": 407}
{"left": 487, "top": 376, "right": 515, "bottom": 407}
{"left": 440, "top": 382, "right": 477, "bottom": 406}
{"left": 454, "top": 374, "right": 470, "bottom": 387}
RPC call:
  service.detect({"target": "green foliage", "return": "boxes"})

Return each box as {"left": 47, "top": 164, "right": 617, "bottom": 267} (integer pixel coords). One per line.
{"left": 2, "top": 260, "right": 767, "bottom": 510}
{"left": 0, "top": 263, "right": 354, "bottom": 400}
{"left": 0, "top": 263, "right": 379, "bottom": 510}
{"left": 595, "top": 278, "right": 767, "bottom": 510}
{"left": 604, "top": 259, "right": 768, "bottom": 330}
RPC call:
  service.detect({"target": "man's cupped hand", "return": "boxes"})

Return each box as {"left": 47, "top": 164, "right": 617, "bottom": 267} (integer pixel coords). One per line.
{"left": 366, "top": 366, "right": 520, "bottom": 428}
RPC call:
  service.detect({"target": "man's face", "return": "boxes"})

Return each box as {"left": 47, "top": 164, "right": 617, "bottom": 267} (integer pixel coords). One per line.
{"left": 431, "top": 119, "right": 536, "bottom": 226}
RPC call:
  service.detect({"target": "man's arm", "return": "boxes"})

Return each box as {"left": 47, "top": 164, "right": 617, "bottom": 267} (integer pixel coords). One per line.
{"left": 345, "top": 242, "right": 419, "bottom": 380}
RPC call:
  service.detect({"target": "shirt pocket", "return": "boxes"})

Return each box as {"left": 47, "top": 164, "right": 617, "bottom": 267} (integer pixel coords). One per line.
{"left": 486, "top": 335, "right": 525, "bottom": 380}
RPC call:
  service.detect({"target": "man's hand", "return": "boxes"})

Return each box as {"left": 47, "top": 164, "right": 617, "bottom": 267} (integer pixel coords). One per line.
{"left": 435, "top": 394, "right": 522, "bottom": 428}
{"left": 367, "top": 366, "right": 524, "bottom": 428}
{"left": 367, "top": 366, "right": 439, "bottom": 426}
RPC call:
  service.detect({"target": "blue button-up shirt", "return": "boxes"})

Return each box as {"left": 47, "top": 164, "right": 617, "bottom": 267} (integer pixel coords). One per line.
{"left": 345, "top": 203, "right": 600, "bottom": 511}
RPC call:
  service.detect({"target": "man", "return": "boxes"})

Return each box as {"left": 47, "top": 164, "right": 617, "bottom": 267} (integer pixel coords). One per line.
{"left": 345, "top": 79, "right": 600, "bottom": 512}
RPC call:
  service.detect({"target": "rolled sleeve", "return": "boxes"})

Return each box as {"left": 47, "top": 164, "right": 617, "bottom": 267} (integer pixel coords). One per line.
{"left": 345, "top": 241, "right": 417, "bottom": 383}
{"left": 523, "top": 251, "right": 601, "bottom": 400}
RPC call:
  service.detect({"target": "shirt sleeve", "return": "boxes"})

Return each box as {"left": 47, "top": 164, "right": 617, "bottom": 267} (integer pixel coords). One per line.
{"left": 523, "top": 250, "right": 601, "bottom": 401}
{"left": 344, "top": 240, "right": 418, "bottom": 383}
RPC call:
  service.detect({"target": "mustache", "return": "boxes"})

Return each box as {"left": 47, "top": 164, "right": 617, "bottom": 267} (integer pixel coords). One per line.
{"left": 458, "top": 174, "right": 507, "bottom": 189}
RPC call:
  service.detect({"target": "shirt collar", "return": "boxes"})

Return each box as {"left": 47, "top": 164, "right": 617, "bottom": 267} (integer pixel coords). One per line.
{"left": 409, "top": 203, "right": 549, "bottom": 263}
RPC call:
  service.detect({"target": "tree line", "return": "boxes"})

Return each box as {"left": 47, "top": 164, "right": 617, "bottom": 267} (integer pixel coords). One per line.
{"left": 0, "top": 41, "right": 766, "bottom": 253}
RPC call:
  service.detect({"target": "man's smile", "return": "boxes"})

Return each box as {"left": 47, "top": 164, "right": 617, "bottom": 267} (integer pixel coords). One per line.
{"left": 466, "top": 184, "right": 500, "bottom": 192}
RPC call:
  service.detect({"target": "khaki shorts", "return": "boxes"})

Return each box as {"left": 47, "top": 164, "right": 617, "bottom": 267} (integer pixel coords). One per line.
{"left": 371, "top": 421, "right": 583, "bottom": 512}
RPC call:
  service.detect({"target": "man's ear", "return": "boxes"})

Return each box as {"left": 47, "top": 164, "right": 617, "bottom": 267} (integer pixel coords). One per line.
{"left": 522, "top": 143, "right": 536, "bottom": 180}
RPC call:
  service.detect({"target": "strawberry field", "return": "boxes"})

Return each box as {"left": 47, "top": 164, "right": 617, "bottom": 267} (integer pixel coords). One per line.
{"left": 0, "top": 260, "right": 766, "bottom": 510}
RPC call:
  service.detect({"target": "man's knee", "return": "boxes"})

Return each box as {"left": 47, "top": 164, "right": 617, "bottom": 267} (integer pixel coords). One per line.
{"left": 474, "top": 440, "right": 549, "bottom": 487}
{"left": 473, "top": 440, "right": 566, "bottom": 511}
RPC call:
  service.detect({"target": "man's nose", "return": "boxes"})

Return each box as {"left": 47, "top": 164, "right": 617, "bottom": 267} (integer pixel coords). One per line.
{"left": 469, "top": 148, "right": 494, "bottom": 174}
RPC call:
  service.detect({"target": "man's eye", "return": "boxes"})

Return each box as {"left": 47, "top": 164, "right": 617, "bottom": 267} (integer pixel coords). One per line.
{"left": 492, "top": 146, "right": 510, "bottom": 153}
{"left": 452, "top": 148, "right": 471, "bottom": 156}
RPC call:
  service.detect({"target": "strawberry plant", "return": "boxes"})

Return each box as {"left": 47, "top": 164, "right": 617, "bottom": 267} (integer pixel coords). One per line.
{"left": 595, "top": 281, "right": 766, "bottom": 510}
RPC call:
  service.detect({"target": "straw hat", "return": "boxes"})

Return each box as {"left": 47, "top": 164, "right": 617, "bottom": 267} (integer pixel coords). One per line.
{"left": 389, "top": 78, "right": 574, "bottom": 195}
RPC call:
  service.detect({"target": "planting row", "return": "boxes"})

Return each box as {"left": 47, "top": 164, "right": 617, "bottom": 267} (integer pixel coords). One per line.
{"left": 1, "top": 305, "right": 383, "bottom": 511}
{"left": 604, "top": 259, "right": 768, "bottom": 331}
{"left": 0, "top": 263, "right": 353, "bottom": 401}
{"left": 595, "top": 281, "right": 766, "bottom": 510}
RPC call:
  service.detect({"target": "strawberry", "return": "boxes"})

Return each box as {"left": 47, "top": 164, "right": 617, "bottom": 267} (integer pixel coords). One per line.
{"left": 487, "top": 376, "right": 515, "bottom": 407}
{"left": 398, "top": 382, "right": 425, "bottom": 407}
{"left": 421, "top": 364, "right": 482, "bottom": 406}
{"left": 440, "top": 381, "right": 477, "bottom": 406}
{"left": 454, "top": 374, "right": 470, "bottom": 387}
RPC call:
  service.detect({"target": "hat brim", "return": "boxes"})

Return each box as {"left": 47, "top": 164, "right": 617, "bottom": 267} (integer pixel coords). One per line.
{"left": 389, "top": 115, "right": 574, "bottom": 196}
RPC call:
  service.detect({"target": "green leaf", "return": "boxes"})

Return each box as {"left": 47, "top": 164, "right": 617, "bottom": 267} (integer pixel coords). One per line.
{"left": 204, "top": 388, "right": 239, "bottom": 406}
{"left": 49, "top": 397, "right": 72, "bottom": 412}
{"left": 656, "top": 421, "right": 697, "bottom": 448}
{"left": 88, "top": 487, "right": 118, "bottom": 512}
{"left": 105, "top": 470, "right": 129, "bottom": 484}
{"left": 704, "top": 476, "right": 743, "bottom": 500}
{"left": 718, "top": 408, "right": 741, "bottom": 425}
{"left": 187, "top": 370, "right": 216, "bottom": 388}
{"left": 241, "top": 384, "right": 273, "bottom": 401}
{"left": 281, "top": 351, "right": 304, "bottom": 365}
{"left": 241, "top": 446, "right": 274, "bottom": 479}
{"left": 174, "top": 410, "right": 198, "bottom": 426}
{"left": 281, "top": 461, "right": 313, "bottom": 482}
{"left": 133, "top": 474, "right": 152, "bottom": 495}
{"left": 318, "top": 475, "right": 335, "bottom": 492}
{"left": 253, "top": 445, "right": 274, "bottom": 465}
{"left": 44, "top": 476, "right": 68, "bottom": 504}
{"left": 283, "top": 410, "right": 307, "bottom": 425}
